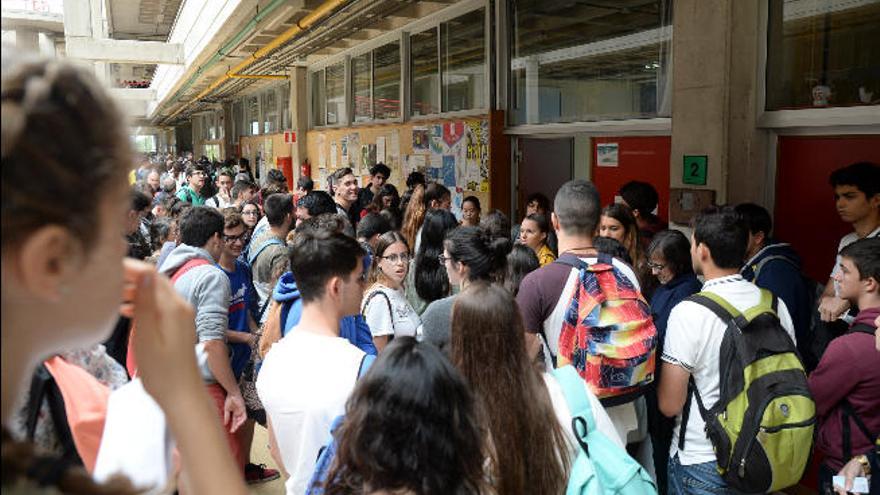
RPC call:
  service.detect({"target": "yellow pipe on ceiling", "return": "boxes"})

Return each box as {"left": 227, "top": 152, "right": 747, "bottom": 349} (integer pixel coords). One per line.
{"left": 168, "top": 0, "right": 348, "bottom": 121}
{"left": 227, "top": 74, "right": 289, "bottom": 80}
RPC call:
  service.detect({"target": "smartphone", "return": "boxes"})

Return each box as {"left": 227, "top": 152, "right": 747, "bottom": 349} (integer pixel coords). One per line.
{"left": 832, "top": 475, "right": 870, "bottom": 494}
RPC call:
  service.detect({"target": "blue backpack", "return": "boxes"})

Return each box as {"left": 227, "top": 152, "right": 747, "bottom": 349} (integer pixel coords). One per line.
{"left": 552, "top": 365, "right": 657, "bottom": 495}
{"left": 306, "top": 354, "right": 376, "bottom": 495}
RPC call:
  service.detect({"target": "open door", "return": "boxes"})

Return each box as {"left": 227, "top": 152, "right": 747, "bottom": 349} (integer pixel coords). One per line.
{"left": 516, "top": 137, "right": 573, "bottom": 220}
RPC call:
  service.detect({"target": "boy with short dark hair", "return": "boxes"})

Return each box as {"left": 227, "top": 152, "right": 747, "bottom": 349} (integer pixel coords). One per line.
{"left": 176, "top": 163, "right": 208, "bottom": 205}
{"left": 357, "top": 163, "right": 391, "bottom": 215}
{"left": 249, "top": 193, "right": 294, "bottom": 323}
{"left": 256, "top": 230, "right": 369, "bottom": 494}
{"left": 809, "top": 237, "right": 880, "bottom": 494}
{"left": 619, "top": 180, "right": 668, "bottom": 248}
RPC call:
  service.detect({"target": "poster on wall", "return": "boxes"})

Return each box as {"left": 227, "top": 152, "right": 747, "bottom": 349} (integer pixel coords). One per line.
{"left": 442, "top": 155, "right": 456, "bottom": 187}
{"left": 348, "top": 133, "right": 361, "bottom": 172}
{"left": 451, "top": 187, "right": 464, "bottom": 220}
{"left": 340, "top": 136, "right": 349, "bottom": 164}
{"left": 596, "top": 143, "right": 619, "bottom": 167}
{"left": 389, "top": 130, "right": 400, "bottom": 167}
{"left": 412, "top": 127, "right": 429, "bottom": 153}
{"left": 430, "top": 125, "right": 443, "bottom": 155}
{"left": 317, "top": 134, "right": 327, "bottom": 169}
{"left": 405, "top": 154, "right": 427, "bottom": 177}
{"left": 330, "top": 142, "right": 338, "bottom": 168}
{"left": 376, "top": 136, "right": 386, "bottom": 165}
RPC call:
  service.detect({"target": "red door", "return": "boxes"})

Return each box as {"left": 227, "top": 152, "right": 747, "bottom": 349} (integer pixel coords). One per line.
{"left": 591, "top": 136, "right": 671, "bottom": 220}
{"left": 775, "top": 135, "right": 880, "bottom": 283}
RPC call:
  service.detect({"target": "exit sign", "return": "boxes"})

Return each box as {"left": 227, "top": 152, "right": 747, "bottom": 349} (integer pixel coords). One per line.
{"left": 284, "top": 130, "right": 296, "bottom": 143}
{"left": 683, "top": 155, "right": 708, "bottom": 185}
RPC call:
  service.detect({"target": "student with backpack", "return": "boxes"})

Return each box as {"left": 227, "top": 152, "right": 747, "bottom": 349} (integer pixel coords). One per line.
{"left": 256, "top": 229, "right": 370, "bottom": 495}
{"left": 451, "top": 283, "right": 652, "bottom": 494}
{"left": 258, "top": 214, "right": 377, "bottom": 359}
{"left": 808, "top": 238, "right": 880, "bottom": 494}
{"left": 736, "top": 203, "right": 815, "bottom": 367}
{"left": 249, "top": 193, "right": 294, "bottom": 324}
{"left": 658, "top": 207, "right": 810, "bottom": 494}
{"left": 319, "top": 337, "right": 487, "bottom": 495}
{"left": 516, "top": 179, "right": 656, "bottom": 465}
{"left": 362, "top": 231, "right": 420, "bottom": 351}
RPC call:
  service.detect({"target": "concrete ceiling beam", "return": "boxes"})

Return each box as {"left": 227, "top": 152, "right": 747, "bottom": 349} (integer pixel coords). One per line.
{"left": 66, "top": 37, "right": 185, "bottom": 64}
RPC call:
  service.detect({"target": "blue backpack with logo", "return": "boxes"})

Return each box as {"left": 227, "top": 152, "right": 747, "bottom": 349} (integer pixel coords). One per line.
{"left": 552, "top": 365, "right": 657, "bottom": 495}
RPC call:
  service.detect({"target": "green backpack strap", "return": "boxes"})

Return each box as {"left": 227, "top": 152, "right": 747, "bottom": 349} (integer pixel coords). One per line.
{"left": 552, "top": 365, "right": 595, "bottom": 437}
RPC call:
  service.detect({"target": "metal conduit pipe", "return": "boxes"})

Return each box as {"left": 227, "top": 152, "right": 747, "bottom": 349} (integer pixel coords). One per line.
{"left": 158, "top": 0, "right": 290, "bottom": 116}
{"left": 167, "top": 0, "right": 349, "bottom": 121}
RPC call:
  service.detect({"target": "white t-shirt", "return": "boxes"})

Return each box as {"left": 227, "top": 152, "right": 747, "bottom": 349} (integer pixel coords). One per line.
{"left": 662, "top": 274, "right": 795, "bottom": 466}
{"left": 830, "top": 227, "right": 879, "bottom": 323}
{"left": 362, "top": 284, "right": 421, "bottom": 339}
{"left": 256, "top": 330, "right": 366, "bottom": 495}
{"left": 542, "top": 373, "right": 624, "bottom": 456}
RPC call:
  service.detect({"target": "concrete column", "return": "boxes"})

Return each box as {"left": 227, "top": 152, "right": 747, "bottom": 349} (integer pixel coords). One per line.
{"left": 16, "top": 29, "right": 40, "bottom": 52}
{"left": 670, "top": 0, "right": 770, "bottom": 206}
{"left": 289, "top": 66, "right": 309, "bottom": 182}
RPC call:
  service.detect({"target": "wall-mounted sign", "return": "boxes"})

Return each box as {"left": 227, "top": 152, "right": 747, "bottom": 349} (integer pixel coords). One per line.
{"left": 683, "top": 155, "right": 708, "bottom": 185}
{"left": 284, "top": 130, "right": 296, "bottom": 143}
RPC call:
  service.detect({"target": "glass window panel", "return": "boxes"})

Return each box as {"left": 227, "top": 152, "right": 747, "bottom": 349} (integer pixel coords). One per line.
{"left": 326, "top": 62, "right": 346, "bottom": 125}
{"left": 247, "top": 95, "right": 259, "bottom": 135}
{"left": 311, "top": 70, "right": 326, "bottom": 126}
{"left": 766, "top": 0, "right": 880, "bottom": 110}
{"left": 262, "top": 89, "right": 277, "bottom": 134}
{"left": 441, "top": 9, "right": 486, "bottom": 112}
{"left": 352, "top": 52, "right": 372, "bottom": 122}
{"left": 374, "top": 41, "right": 401, "bottom": 119}
{"left": 509, "top": 0, "right": 673, "bottom": 125}
{"left": 411, "top": 28, "right": 439, "bottom": 116}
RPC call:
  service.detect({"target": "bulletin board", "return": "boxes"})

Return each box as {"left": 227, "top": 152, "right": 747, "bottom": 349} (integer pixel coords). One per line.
{"left": 306, "top": 116, "right": 493, "bottom": 219}
{"left": 240, "top": 133, "right": 291, "bottom": 181}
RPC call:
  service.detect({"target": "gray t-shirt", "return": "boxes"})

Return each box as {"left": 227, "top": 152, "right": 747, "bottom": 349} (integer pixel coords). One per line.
{"left": 420, "top": 295, "right": 457, "bottom": 352}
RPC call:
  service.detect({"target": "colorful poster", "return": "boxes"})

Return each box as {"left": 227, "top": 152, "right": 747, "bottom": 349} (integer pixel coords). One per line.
{"left": 330, "top": 142, "right": 337, "bottom": 168}
{"left": 348, "top": 133, "right": 361, "bottom": 172}
{"left": 389, "top": 130, "right": 400, "bottom": 166}
{"left": 443, "top": 122, "right": 465, "bottom": 147}
{"left": 442, "top": 155, "right": 456, "bottom": 186}
{"left": 412, "top": 127, "right": 429, "bottom": 152}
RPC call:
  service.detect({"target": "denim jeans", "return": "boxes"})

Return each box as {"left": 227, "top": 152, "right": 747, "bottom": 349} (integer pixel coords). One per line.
{"left": 667, "top": 454, "right": 744, "bottom": 495}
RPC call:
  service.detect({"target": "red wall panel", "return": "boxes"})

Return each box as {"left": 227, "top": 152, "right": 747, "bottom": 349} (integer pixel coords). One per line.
{"left": 591, "top": 136, "right": 671, "bottom": 221}
{"left": 775, "top": 135, "right": 880, "bottom": 283}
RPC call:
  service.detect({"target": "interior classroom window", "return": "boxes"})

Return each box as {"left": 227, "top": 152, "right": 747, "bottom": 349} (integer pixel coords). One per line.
{"left": 374, "top": 41, "right": 401, "bottom": 119}
{"left": 411, "top": 27, "right": 440, "bottom": 116}
{"left": 509, "top": 0, "right": 673, "bottom": 124}
{"left": 133, "top": 135, "right": 157, "bottom": 153}
{"left": 326, "top": 61, "right": 346, "bottom": 125}
{"left": 765, "top": 0, "right": 880, "bottom": 110}
{"left": 352, "top": 51, "right": 372, "bottom": 122}
{"left": 441, "top": 8, "right": 486, "bottom": 112}
{"left": 312, "top": 69, "right": 327, "bottom": 126}
{"left": 247, "top": 95, "right": 260, "bottom": 135}
{"left": 262, "top": 88, "right": 278, "bottom": 134}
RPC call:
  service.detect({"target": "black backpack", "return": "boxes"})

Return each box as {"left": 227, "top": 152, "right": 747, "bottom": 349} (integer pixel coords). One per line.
{"left": 24, "top": 363, "right": 83, "bottom": 466}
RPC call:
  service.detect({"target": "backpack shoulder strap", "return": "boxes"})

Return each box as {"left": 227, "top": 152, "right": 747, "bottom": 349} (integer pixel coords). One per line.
{"left": 362, "top": 290, "right": 395, "bottom": 333}
{"left": 170, "top": 258, "right": 212, "bottom": 283}
{"left": 752, "top": 254, "right": 799, "bottom": 280}
{"left": 358, "top": 354, "right": 376, "bottom": 379}
{"left": 686, "top": 291, "right": 742, "bottom": 325}
{"left": 842, "top": 400, "right": 877, "bottom": 460}
{"left": 848, "top": 322, "right": 877, "bottom": 336}
{"left": 553, "top": 254, "right": 589, "bottom": 272}
{"left": 741, "top": 288, "right": 778, "bottom": 322}
{"left": 551, "top": 366, "right": 595, "bottom": 432}
{"left": 248, "top": 237, "right": 285, "bottom": 265}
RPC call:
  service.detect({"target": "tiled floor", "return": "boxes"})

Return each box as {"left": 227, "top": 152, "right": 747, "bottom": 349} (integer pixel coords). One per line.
{"left": 247, "top": 425, "right": 285, "bottom": 494}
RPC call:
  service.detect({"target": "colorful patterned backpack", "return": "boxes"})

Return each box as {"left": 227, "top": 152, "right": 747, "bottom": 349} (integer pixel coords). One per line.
{"left": 555, "top": 254, "right": 657, "bottom": 405}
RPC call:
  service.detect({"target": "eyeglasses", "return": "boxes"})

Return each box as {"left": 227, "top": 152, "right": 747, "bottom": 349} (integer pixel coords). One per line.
{"left": 647, "top": 261, "right": 666, "bottom": 271}
{"left": 223, "top": 232, "right": 248, "bottom": 243}
{"left": 437, "top": 255, "right": 452, "bottom": 264}
{"left": 383, "top": 253, "right": 411, "bottom": 264}
{"left": 242, "top": 210, "right": 259, "bottom": 216}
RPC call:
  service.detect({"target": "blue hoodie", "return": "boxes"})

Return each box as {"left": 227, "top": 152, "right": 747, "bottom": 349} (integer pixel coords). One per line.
{"left": 741, "top": 241, "right": 814, "bottom": 347}
{"left": 272, "top": 272, "right": 378, "bottom": 356}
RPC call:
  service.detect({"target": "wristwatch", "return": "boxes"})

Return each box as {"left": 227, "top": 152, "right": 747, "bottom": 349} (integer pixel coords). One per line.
{"left": 856, "top": 454, "right": 871, "bottom": 476}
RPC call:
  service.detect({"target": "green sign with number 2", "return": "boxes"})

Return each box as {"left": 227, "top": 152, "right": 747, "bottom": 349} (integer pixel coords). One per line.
{"left": 683, "top": 155, "right": 708, "bottom": 186}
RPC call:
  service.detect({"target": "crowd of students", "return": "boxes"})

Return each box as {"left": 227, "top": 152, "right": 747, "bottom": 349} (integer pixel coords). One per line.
{"left": 3, "top": 49, "right": 880, "bottom": 495}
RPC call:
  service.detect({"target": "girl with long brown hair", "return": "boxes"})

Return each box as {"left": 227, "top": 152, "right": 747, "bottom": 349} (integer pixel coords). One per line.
{"left": 362, "top": 231, "right": 420, "bottom": 351}
{"left": 400, "top": 184, "right": 426, "bottom": 250}
{"left": 450, "top": 283, "right": 623, "bottom": 495}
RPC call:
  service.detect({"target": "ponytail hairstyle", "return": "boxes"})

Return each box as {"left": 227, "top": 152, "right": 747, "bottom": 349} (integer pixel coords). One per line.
{"left": 414, "top": 209, "right": 458, "bottom": 302}
{"left": 2, "top": 49, "right": 131, "bottom": 251}
{"left": 444, "top": 226, "right": 511, "bottom": 283}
